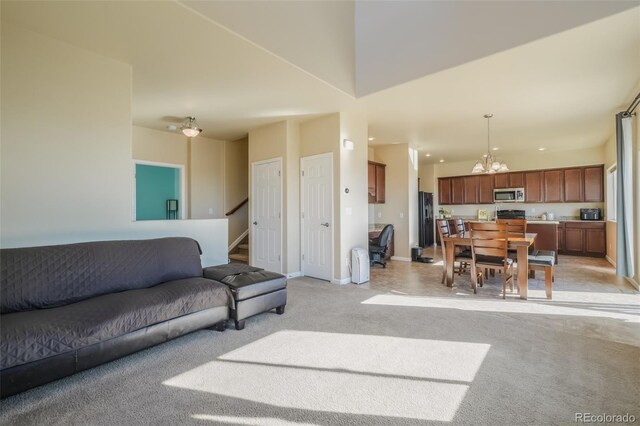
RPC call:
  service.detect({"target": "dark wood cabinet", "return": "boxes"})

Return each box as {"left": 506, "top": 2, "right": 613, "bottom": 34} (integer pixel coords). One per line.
{"left": 494, "top": 174, "right": 509, "bottom": 189}
{"left": 583, "top": 165, "right": 604, "bottom": 202}
{"left": 451, "top": 177, "right": 465, "bottom": 205}
{"left": 527, "top": 223, "right": 558, "bottom": 263}
{"left": 478, "top": 175, "right": 494, "bottom": 204}
{"left": 368, "top": 161, "right": 386, "bottom": 204}
{"left": 559, "top": 221, "right": 606, "bottom": 257}
{"left": 463, "top": 176, "right": 478, "bottom": 204}
{"left": 438, "top": 178, "right": 452, "bottom": 205}
{"left": 524, "top": 171, "right": 544, "bottom": 203}
{"left": 437, "top": 164, "right": 603, "bottom": 205}
{"left": 563, "top": 168, "right": 583, "bottom": 202}
{"left": 509, "top": 172, "right": 525, "bottom": 188}
{"left": 543, "top": 170, "right": 563, "bottom": 203}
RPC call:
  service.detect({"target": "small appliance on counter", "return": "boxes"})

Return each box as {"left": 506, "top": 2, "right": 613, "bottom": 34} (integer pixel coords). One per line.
{"left": 496, "top": 209, "right": 526, "bottom": 220}
{"left": 546, "top": 212, "right": 555, "bottom": 220}
{"left": 580, "top": 208, "right": 601, "bottom": 220}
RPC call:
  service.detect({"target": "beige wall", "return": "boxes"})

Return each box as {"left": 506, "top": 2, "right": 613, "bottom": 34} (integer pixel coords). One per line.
{"left": 286, "top": 122, "right": 301, "bottom": 273}
{"left": 225, "top": 137, "right": 249, "bottom": 246}
{"left": 132, "top": 126, "right": 225, "bottom": 220}
{"left": 339, "top": 111, "right": 369, "bottom": 280}
{"left": 1, "top": 23, "right": 132, "bottom": 246}
{"left": 373, "top": 144, "right": 413, "bottom": 259}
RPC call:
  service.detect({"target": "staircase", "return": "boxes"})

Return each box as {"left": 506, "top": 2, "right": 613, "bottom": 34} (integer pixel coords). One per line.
{"left": 229, "top": 237, "right": 249, "bottom": 264}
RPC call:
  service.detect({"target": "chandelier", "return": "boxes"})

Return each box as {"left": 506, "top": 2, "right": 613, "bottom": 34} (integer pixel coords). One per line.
{"left": 471, "top": 114, "right": 508, "bottom": 174}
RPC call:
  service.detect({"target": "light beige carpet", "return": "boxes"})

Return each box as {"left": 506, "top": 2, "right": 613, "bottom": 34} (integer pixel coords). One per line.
{"left": 1, "top": 277, "right": 638, "bottom": 425}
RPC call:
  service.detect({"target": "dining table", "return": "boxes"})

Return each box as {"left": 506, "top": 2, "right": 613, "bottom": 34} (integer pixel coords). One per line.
{"left": 443, "top": 232, "right": 537, "bottom": 300}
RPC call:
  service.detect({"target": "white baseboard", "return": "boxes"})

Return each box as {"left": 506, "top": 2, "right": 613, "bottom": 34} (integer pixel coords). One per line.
{"left": 390, "top": 256, "right": 412, "bottom": 262}
{"left": 605, "top": 255, "right": 616, "bottom": 267}
{"left": 331, "top": 277, "right": 351, "bottom": 285}
{"left": 625, "top": 276, "right": 639, "bottom": 290}
{"left": 286, "top": 271, "right": 302, "bottom": 279}
{"left": 228, "top": 229, "right": 249, "bottom": 252}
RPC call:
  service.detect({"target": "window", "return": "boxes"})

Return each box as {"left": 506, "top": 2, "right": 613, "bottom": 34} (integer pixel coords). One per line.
{"left": 607, "top": 165, "right": 617, "bottom": 222}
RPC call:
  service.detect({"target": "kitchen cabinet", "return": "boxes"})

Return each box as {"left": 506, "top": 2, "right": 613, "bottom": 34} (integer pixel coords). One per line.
{"left": 438, "top": 178, "right": 452, "bottom": 205}
{"left": 524, "top": 171, "right": 544, "bottom": 203}
{"left": 509, "top": 172, "right": 525, "bottom": 188}
{"left": 527, "top": 222, "right": 558, "bottom": 263}
{"left": 494, "top": 174, "right": 509, "bottom": 189}
{"left": 463, "top": 176, "right": 478, "bottom": 204}
{"left": 559, "top": 221, "right": 606, "bottom": 257}
{"left": 563, "top": 168, "right": 584, "bottom": 202}
{"left": 543, "top": 170, "right": 563, "bottom": 203}
{"left": 478, "top": 175, "right": 494, "bottom": 204}
{"left": 583, "top": 165, "right": 604, "bottom": 202}
{"left": 558, "top": 222, "right": 565, "bottom": 252}
{"left": 451, "top": 177, "right": 465, "bottom": 204}
{"left": 368, "top": 161, "right": 386, "bottom": 204}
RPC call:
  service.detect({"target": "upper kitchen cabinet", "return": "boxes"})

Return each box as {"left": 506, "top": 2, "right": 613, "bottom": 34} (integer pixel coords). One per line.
{"left": 438, "top": 177, "right": 452, "bottom": 205}
{"left": 451, "top": 177, "right": 465, "bottom": 204}
{"left": 368, "top": 161, "right": 386, "bottom": 204}
{"left": 583, "top": 165, "right": 604, "bottom": 202}
{"left": 509, "top": 172, "right": 525, "bottom": 188}
{"left": 478, "top": 175, "right": 494, "bottom": 204}
{"left": 543, "top": 169, "right": 563, "bottom": 203}
{"left": 463, "top": 176, "right": 479, "bottom": 204}
{"left": 524, "top": 171, "right": 544, "bottom": 203}
{"left": 494, "top": 173, "right": 509, "bottom": 189}
{"left": 563, "top": 168, "right": 584, "bottom": 202}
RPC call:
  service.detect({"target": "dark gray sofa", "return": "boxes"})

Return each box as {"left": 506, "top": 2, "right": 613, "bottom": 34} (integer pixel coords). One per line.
{"left": 0, "top": 237, "right": 232, "bottom": 398}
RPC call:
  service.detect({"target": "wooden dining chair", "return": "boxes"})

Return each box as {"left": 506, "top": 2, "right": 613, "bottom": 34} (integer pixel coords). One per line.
{"left": 436, "top": 219, "right": 471, "bottom": 284}
{"left": 454, "top": 218, "right": 466, "bottom": 234}
{"left": 469, "top": 222, "right": 514, "bottom": 298}
{"left": 497, "top": 218, "right": 527, "bottom": 261}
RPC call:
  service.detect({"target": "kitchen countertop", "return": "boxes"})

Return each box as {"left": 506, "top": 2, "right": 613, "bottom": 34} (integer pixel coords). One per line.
{"left": 368, "top": 223, "right": 389, "bottom": 232}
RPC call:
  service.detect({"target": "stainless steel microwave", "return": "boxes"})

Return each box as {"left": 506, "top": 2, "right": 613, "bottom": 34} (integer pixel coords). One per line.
{"left": 493, "top": 188, "right": 525, "bottom": 203}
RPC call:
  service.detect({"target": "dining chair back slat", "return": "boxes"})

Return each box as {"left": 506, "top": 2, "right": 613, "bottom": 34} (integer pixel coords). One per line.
{"left": 468, "top": 222, "right": 514, "bottom": 298}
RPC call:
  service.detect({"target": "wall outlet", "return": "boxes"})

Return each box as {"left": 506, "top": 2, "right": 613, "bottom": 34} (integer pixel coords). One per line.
{"left": 378, "top": 212, "right": 382, "bottom": 218}
{"left": 346, "top": 207, "right": 352, "bottom": 216}
{"left": 531, "top": 207, "right": 536, "bottom": 213}
{"left": 345, "top": 257, "right": 351, "bottom": 267}
{"left": 208, "top": 208, "right": 213, "bottom": 215}
{"left": 400, "top": 212, "right": 404, "bottom": 219}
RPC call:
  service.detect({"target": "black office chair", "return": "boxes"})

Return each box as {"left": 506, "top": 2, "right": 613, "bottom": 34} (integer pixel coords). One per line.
{"left": 369, "top": 224, "right": 394, "bottom": 268}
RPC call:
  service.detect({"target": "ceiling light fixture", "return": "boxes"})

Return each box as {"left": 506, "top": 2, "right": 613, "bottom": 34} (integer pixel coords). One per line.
{"left": 538, "top": 147, "right": 546, "bottom": 151}
{"left": 439, "top": 159, "right": 444, "bottom": 163}
{"left": 471, "top": 114, "right": 508, "bottom": 174}
{"left": 181, "top": 116, "right": 202, "bottom": 137}
{"left": 343, "top": 139, "right": 354, "bottom": 150}
{"left": 425, "top": 153, "right": 431, "bottom": 157}
{"left": 368, "top": 137, "right": 375, "bottom": 141}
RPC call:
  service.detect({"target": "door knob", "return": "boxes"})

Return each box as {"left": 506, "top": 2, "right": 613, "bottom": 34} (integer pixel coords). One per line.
{"left": 321, "top": 222, "right": 330, "bottom": 227}
{"left": 253, "top": 221, "right": 258, "bottom": 225}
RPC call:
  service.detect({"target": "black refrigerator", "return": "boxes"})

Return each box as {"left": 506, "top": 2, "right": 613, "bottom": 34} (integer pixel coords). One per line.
{"left": 418, "top": 192, "right": 434, "bottom": 247}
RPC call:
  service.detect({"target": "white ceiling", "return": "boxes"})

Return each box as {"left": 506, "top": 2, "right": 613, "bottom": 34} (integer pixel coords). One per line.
{"left": 2, "top": 1, "right": 639, "bottom": 163}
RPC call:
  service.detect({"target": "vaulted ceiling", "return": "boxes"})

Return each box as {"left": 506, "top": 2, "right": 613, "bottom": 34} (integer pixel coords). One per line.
{"left": 2, "top": 1, "right": 639, "bottom": 163}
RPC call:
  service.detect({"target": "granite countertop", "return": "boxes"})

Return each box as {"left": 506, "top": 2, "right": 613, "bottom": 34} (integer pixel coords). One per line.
{"left": 368, "top": 223, "right": 389, "bottom": 232}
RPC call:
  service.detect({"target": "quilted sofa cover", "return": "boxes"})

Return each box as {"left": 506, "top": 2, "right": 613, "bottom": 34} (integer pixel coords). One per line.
{"left": 0, "top": 237, "right": 231, "bottom": 396}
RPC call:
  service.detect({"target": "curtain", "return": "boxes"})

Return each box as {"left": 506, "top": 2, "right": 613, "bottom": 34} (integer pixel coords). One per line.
{"left": 615, "top": 112, "right": 635, "bottom": 278}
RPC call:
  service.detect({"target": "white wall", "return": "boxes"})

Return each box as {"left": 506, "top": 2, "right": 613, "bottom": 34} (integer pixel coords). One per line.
{"left": 1, "top": 23, "right": 132, "bottom": 245}
{"left": 1, "top": 23, "right": 228, "bottom": 266}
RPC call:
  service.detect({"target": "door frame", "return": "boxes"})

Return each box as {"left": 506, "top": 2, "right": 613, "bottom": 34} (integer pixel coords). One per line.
{"left": 132, "top": 160, "right": 186, "bottom": 221}
{"left": 300, "top": 152, "right": 334, "bottom": 281}
{"left": 250, "top": 157, "right": 283, "bottom": 273}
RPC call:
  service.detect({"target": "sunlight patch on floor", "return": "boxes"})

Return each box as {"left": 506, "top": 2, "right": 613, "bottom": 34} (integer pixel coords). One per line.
{"left": 192, "top": 414, "right": 320, "bottom": 425}
{"left": 361, "top": 293, "right": 640, "bottom": 323}
{"left": 164, "top": 331, "right": 490, "bottom": 422}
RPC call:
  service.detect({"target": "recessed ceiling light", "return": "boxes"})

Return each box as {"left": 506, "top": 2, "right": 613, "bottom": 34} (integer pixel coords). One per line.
{"left": 425, "top": 153, "right": 431, "bottom": 157}
{"left": 492, "top": 147, "right": 499, "bottom": 151}
{"left": 538, "top": 147, "right": 546, "bottom": 151}
{"left": 368, "top": 137, "right": 375, "bottom": 141}
{"left": 439, "top": 159, "right": 445, "bottom": 163}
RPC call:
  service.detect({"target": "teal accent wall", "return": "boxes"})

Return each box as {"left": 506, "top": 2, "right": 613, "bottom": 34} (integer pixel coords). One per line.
{"left": 135, "top": 164, "right": 180, "bottom": 220}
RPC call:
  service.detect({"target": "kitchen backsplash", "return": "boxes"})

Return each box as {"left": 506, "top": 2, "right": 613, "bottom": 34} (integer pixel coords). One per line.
{"left": 435, "top": 202, "right": 605, "bottom": 221}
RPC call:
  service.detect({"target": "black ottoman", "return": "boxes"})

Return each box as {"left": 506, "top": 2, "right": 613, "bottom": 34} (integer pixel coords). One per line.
{"left": 204, "top": 265, "right": 287, "bottom": 330}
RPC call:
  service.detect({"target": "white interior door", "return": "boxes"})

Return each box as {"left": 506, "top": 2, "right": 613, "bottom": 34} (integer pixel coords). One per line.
{"left": 301, "top": 153, "right": 333, "bottom": 281}
{"left": 251, "top": 159, "right": 282, "bottom": 273}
